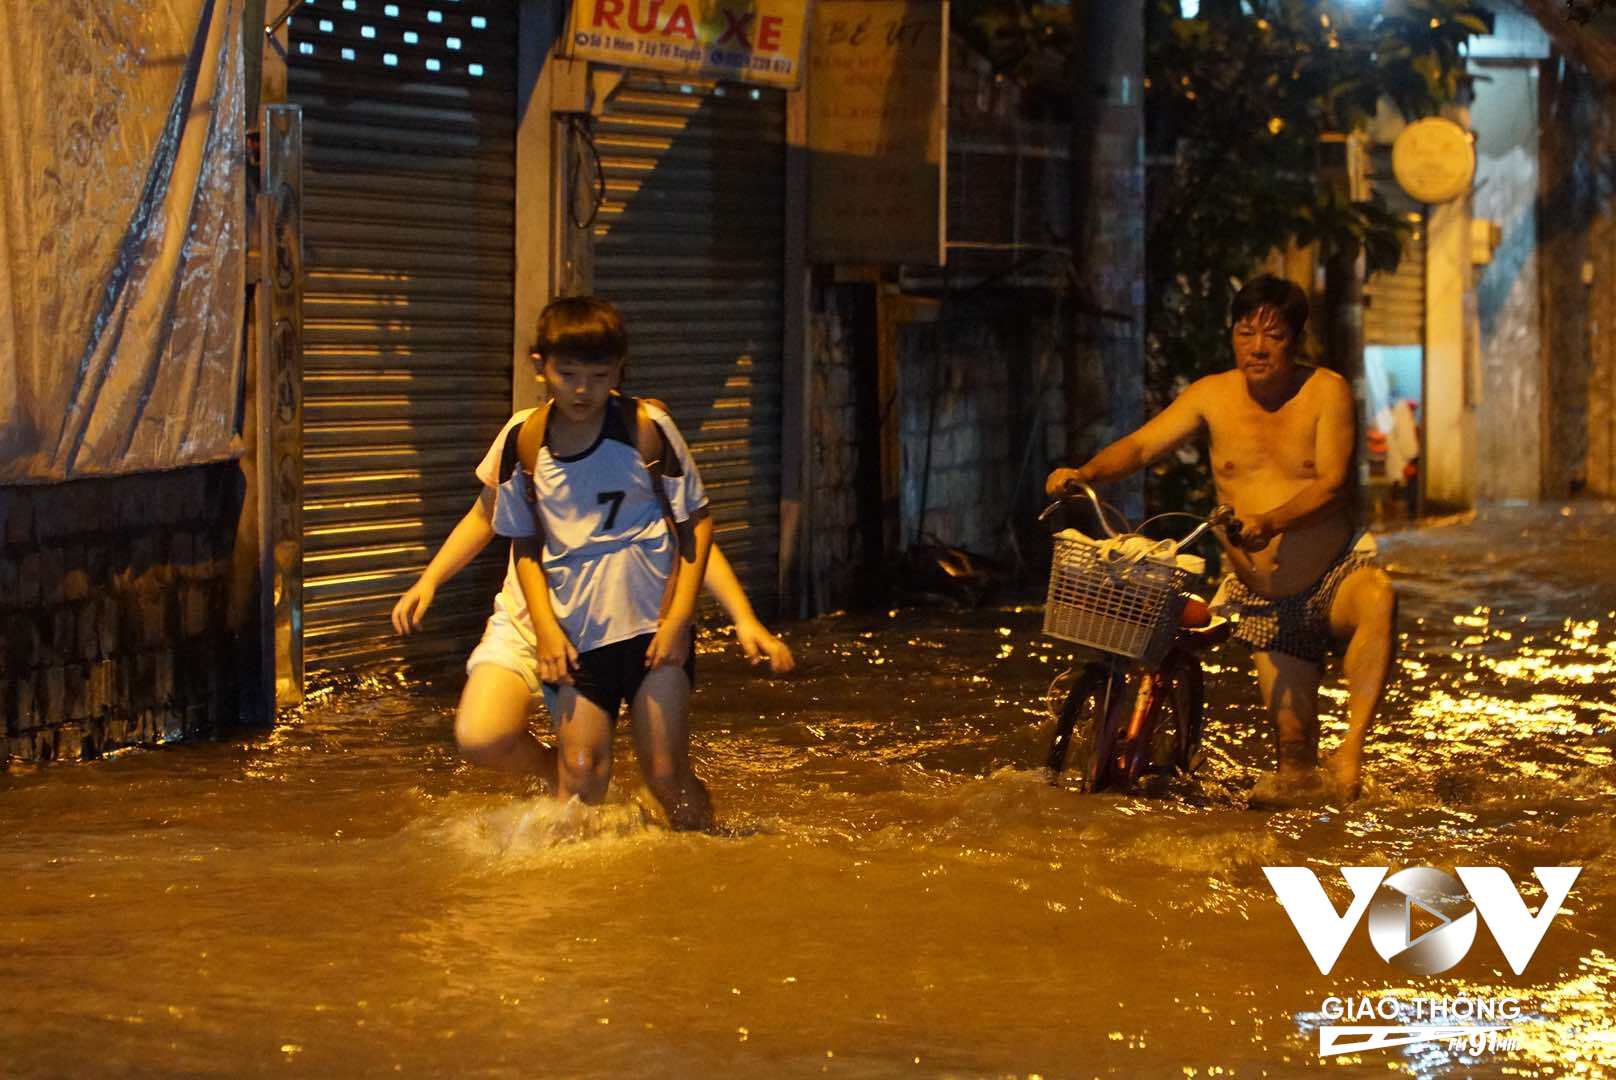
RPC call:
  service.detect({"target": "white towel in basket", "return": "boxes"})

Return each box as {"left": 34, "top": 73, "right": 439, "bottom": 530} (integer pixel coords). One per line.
{"left": 1054, "top": 529, "right": 1205, "bottom": 576}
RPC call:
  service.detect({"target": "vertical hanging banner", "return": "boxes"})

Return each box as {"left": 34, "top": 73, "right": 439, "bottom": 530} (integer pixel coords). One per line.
{"left": 0, "top": 0, "right": 246, "bottom": 483}
{"left": 807, "top": 0, "right": 947, "bottom": 266}
{"left": 564, "top": 0, "right": 808, "bottom": 89}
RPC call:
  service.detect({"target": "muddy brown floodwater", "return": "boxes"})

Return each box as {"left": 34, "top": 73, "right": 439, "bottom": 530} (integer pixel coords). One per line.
{"left": 4, "top": 505, "right": 1615, "bottom": 1078}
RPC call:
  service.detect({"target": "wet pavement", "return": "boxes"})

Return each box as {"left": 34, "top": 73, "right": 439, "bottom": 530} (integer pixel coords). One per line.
{"left": 3, "top": 503, "right": 1614, "bottom": 1077}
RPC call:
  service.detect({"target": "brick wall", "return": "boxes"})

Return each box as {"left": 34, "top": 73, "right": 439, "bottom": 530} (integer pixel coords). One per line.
{"left": 899, "top": 313, "right": 1065, "bottom": 559}
{"left": 808, "top": 292, "right": 1068, "bottom": 610}
{"left": 1, "top": 464, "right": 246, "bottom": 764}
{"left": 807, "top": 287, "right": 862, "bottom": 613}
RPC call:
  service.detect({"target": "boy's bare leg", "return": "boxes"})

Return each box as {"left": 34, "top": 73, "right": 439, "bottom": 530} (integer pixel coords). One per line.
{"left": 455, "top": 665, "right": 554, "bottom": 776}
{"left": 1253, "top": 650, "right": 1322, "bottom": 786}
{"left": 629, "top": 665, "right": 712, "bottom": 831}
{"left": 553, "top": 687, "right": 615, "bottom": 804}
{"left": 1326, "top": 566, "right": 1397, "bottom": 799}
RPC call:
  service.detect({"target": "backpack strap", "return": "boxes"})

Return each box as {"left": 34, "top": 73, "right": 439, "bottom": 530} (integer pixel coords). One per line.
{"left": 512, "top": 400, "right": 551, "bottom": 549}
{"left": 633, "top": 397, "right": 686, "bottom": 620}
{"left": 632, "top": 397, "right": 680, "bottom": 529}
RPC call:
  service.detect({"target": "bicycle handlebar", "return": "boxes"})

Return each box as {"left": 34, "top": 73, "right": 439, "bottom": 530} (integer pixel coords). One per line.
{"left": 1037, "top": 480, "right": 1123, "bottom": 537}
{"left": 1179, "top": 506, "right": 1239, "bottom": 551}
{"left": 1039, "top": 481, "right": 1241, "bottom": 556}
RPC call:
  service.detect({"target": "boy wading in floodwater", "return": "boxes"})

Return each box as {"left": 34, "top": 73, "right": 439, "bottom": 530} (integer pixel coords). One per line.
{"left": 394, "top": 296, "right": 776, "bottom": 829}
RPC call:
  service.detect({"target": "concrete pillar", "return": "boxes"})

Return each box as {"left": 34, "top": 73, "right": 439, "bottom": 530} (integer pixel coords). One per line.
{"left": 1471, "top": 60, "right": 1544, "bottom": 503}
{"left": 514, "top": 1, "right": 562, "bottom": 412}
{"left": 1423, "top": 180, "right": 1475, "bottom": 510}
{"left": 1589, "top": 95, "right": 1616, "bottom": 497}
{"left": 1067, "top": 0, "right": 1145, "bottom": 521}
{"left": 1538, "top": 55, "right": 1594, "bottom": 499}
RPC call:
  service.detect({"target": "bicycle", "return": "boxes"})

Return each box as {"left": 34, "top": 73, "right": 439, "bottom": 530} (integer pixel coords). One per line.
{"left": 1038, "top": 483, "right": 1239, "bottom": 793}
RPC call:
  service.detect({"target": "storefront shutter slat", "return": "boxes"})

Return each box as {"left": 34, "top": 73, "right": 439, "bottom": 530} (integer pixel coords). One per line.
{"left": 289, "top": 0, "right": 516, "bottom": 681}
{"left": 1366, "top": 215, "right": 1427, "bottom": 347}
{"left": 591, "top": 74, "right": 787, "bottom": 610}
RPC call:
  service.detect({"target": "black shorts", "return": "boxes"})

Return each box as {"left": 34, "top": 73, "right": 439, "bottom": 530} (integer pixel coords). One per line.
{"left": 543, "top": 632, "right": 696, "bottom": 720}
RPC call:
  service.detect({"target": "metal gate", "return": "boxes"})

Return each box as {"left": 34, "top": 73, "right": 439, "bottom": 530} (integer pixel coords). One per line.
{"left": 288, "top": 0, "right": 516, "bottom": 677}
{"left": 1365, "top": 212, "right": 1426, "bottom": 346}
{"left": 590, "top": 75, "right": 787, "bottom": 608}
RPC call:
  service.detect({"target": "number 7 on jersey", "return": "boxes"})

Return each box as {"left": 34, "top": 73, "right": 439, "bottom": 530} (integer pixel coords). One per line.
{"left": 597, "top": 490, "right": 625, "bottom": 530}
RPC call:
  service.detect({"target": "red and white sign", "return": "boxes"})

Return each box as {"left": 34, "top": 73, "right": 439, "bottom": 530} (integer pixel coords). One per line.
{"left": 565, "top": 0, "right": 808, "bottom": 89}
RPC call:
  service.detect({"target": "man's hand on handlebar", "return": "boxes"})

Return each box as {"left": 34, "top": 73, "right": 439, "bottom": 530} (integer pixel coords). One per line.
{"left": 1229, "top": 512, "right": 1274, "bottom": 551}
{"left": 1044, "top": 467, "right": 1089, "bottom": 498}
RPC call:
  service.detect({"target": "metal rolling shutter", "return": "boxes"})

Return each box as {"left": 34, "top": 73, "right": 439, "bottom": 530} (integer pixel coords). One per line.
{"left": 1366, "top": 212, "right": 1426, "bottom": 346}
{"left": 289, "top": 1, "right": 515, "bottom": 677}
{"left": 591, "top": 75, "right": 786, "bottom": 609}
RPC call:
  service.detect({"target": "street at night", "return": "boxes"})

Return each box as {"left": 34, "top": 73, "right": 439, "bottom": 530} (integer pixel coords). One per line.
{"left": 9, "top": 0, "right": 1616, "bottom": 1075}
{"left": 5, "top": 504, "right": 1613, "bottom": 1076}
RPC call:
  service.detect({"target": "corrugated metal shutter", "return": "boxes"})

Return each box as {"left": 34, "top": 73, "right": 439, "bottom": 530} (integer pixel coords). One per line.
{"left": 591, "top": 75, "right": 786, "bottom": 609}
{"left": 1366, "top": 213, "right": 1426, "bottom": 346}
{"left": 289, "top": 0, "right": 516, "bottom": 677}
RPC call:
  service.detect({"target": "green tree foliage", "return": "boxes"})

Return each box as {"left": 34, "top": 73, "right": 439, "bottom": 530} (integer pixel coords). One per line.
{"left": 1520, "top": 0, "right": 1616, "bottom": 84}
{"left": 1565, "top": 0, "right": 1616, "bottom": 21}
{"left": 952, "top": 0, "right": 1078, "bottom": 121}
{"left": 954, "top": 1, "right": 1490, "bottom": 510}
{"left": 1143, "top": 0, "right": 1486, "bottom": 509}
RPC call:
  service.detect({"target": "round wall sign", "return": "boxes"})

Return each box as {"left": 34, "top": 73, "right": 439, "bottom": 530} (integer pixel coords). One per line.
{"left": 1391, "top": 117, "right": 1476, "bottom": 204}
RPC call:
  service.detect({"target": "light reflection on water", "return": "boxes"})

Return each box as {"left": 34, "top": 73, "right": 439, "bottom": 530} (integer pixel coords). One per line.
{"left": 1, "top": 505, "right": 1614, "bottom": 1077}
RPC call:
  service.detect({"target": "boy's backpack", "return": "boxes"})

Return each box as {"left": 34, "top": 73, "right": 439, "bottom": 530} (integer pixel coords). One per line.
{"left": 515, "top": 394, "right": 682, "bottom": 548}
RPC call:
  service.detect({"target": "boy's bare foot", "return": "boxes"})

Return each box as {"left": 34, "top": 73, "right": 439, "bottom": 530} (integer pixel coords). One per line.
{"left": 1323, "top": 751, "right": 1363, "bottom": 801}
{"left": 1249, "top": 768, "right": 1333, "bottom": 809}
{"left": 661, "top": 777, "right": 714, "bottom": 831}
{"left": 539, "top": 743, "right": 558, "bottom": 777}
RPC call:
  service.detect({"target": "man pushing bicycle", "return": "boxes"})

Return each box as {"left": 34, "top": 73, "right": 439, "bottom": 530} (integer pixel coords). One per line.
{"left": 1045, "top": 275, "right": 1397, "bottom": 800}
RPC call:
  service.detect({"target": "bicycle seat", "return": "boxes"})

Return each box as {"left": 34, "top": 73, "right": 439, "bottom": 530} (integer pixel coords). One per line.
{"left": 1178, "top": 614, "right": 1232, "bottom": 650}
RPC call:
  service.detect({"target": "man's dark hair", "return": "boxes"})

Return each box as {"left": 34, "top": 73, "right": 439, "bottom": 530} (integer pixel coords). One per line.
{"left": 534, "top": 295, "right": 627, "bottom": 364}
{"left": 1230, "top": 275, "right": 1309, "bottom": 339}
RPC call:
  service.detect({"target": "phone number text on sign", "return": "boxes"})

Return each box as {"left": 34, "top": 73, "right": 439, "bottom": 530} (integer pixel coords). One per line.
{"left": 565, "top": 0, "right": 807, "bottom": 90}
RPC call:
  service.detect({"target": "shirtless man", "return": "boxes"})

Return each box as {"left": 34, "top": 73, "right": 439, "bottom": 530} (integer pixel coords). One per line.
{"left": 1045, "top": 275, "right": 1396, "bottom": 798}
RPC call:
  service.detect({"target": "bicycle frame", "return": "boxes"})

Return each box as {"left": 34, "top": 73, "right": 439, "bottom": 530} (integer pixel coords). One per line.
{"left": 1069, "top": 617, "right": 1229, "bottom": 777}
{"left": 1042, "top": 483, "right": 1237, "bottom": 791}
{"left": 1052, "top": 635, "right": 1222, "bottom": 792}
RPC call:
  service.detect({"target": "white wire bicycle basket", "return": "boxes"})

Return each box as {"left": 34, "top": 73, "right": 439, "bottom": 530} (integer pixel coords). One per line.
{"left": 1042, "top": 532, "right": 1193, "bottom": 667}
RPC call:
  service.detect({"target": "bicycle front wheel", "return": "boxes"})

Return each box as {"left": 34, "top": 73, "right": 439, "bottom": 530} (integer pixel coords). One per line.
{"left": 1046, "top": 663, "right": 1114, "bottom": 785}
{"left": 1144, "top": 650, "right": 1206, "bottom": 776}
{"left": 1048, "top": 663, "right": 1136, "bottom": 792}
